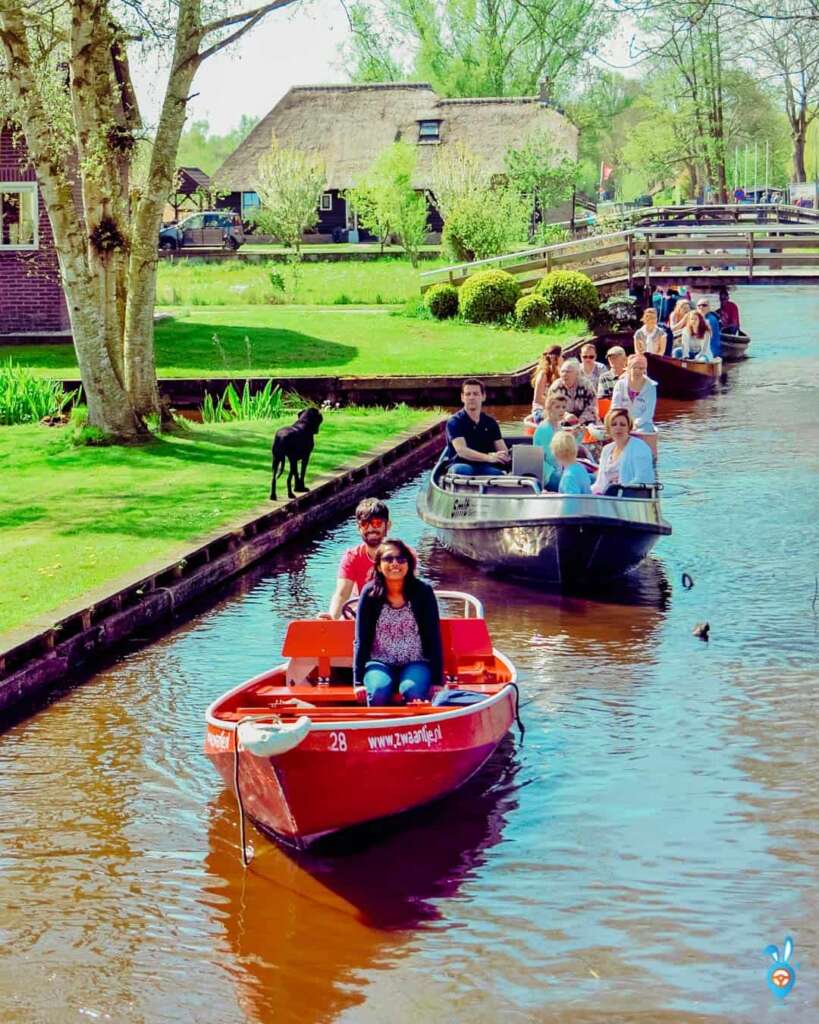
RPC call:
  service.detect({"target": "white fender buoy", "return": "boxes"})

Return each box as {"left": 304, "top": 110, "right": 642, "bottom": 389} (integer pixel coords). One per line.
{"left": 238, "top": 716, "right": 311, "bottom": 757}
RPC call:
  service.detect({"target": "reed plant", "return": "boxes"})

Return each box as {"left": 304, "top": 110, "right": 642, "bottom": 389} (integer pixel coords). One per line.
{"left": 0, "top": 359, "right": 77, "bottom": 425}
{"left": 201, "top": 380, "right": 303, "bottom": 423}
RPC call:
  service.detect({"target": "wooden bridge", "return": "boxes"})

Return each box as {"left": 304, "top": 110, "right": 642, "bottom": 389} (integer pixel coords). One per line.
{"left": 420, "top": 205, "right": 819, "bottom": 296}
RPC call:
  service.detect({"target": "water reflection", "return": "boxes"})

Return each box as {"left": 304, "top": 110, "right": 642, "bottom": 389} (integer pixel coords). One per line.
{"left": 202, "top": 742, "right": 520, "bottom": 1024}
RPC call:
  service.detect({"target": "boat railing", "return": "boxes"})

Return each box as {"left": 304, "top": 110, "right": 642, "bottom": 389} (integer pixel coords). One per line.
{"left": 434, "top": 590, "right": 485, "bottom": 620}
{"left": 443, "top": 474, "right": 541, "bottom": 495}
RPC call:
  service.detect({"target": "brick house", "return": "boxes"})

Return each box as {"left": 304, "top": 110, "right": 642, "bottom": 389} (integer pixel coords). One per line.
{"left": 0, "top": 124, "right": 70, "bottom": 336}
{"left": 211, "top": 82, "right": 578, "bottom": 239}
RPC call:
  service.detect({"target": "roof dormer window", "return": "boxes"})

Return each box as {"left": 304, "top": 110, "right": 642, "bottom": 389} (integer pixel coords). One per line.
{"left": 418, "top": 120, "right": 441, "bottom": 143}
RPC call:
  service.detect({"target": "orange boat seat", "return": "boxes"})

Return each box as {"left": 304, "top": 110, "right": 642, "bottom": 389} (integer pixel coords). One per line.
{"left": 439, "top": 618, "right": 494, "bottom": 679}
{"left": 282, "top": 619, "right": 355, "bottom": 679}
{"left": 280, "top": 616, "right": 496, "bottom": 685}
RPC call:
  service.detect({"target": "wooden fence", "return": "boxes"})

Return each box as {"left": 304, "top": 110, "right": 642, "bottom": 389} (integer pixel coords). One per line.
{"left": 420, "top": 221, "right": 819, "bottom": 294}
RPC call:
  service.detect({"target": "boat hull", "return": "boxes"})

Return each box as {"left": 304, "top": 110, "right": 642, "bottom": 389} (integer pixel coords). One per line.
{"left": 418, "top": 486, "right": 671, "bottom": 585}
{"left": 205, "top": 687, "right": 516, "bottom": 847}
{"left": 720, "top": 330, "right": 751, "bottom": 361}
{"left": 646, "top": 353, "right": 723, "bottom": 398}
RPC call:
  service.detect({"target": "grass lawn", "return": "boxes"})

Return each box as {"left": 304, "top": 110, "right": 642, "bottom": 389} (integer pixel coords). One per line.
{"left": 0, "top": 407, "right": 432, "bottom": 636}
{"left": 8, "top": 308, "right": 584, "bottom": 379}
{"left": 156, "top": 257, "right": 448, "bottom": 306}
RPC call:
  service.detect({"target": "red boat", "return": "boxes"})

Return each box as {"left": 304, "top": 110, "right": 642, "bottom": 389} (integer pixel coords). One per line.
{"left": 204, "top": 592, "right": 518, "bottom": 849}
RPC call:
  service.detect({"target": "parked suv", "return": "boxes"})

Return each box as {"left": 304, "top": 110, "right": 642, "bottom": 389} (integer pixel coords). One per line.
{"left": 159, "top": 211, "right": 244, "bottom": 251}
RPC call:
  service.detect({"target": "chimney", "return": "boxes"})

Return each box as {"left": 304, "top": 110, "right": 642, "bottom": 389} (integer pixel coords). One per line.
{"left": 538, "top": 78, "right": 552, "bottom": 106}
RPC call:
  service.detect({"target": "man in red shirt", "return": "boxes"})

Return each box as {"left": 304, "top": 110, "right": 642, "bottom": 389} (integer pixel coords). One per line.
{"left": 322, "top": 498, "right": 391, "bottom": 619}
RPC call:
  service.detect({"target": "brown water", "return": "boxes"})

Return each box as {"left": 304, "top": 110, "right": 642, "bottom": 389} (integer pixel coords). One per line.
{"left": 1, "top": 286, "right": 817, "bottom": 1024}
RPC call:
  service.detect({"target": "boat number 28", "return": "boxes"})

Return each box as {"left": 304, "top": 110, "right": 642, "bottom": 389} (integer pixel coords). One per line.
{"left": 329, "top": 731, "right": 348, "bottom": 752}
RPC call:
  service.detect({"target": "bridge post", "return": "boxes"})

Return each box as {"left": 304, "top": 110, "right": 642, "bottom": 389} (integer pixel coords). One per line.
{"left": 644, "top": 233, "right": 651, "bottom": 290}
{"left": 747, "top": 232, "right": 754, "bottom": 283}
{"left": 627, "top": 233, "right": 634, "bottom": 286}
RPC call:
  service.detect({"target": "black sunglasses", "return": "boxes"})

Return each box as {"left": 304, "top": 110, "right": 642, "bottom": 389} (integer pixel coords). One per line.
{"left": 380, "top": 554, "right": 407, "bottom": 564}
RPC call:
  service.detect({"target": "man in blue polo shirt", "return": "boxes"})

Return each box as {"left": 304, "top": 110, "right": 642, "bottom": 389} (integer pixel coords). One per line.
{"left": 444, "top": 378, "right": 510, "bottom": 475}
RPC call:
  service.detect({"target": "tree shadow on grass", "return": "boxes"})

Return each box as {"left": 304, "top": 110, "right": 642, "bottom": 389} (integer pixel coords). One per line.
{"left": 154, "top": 321, "right": 359, "bottom": 373}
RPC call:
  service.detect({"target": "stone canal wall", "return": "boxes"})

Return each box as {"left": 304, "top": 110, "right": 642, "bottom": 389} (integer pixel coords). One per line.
{"left": 0, "top": 416, "right": 446, "bottom": 718}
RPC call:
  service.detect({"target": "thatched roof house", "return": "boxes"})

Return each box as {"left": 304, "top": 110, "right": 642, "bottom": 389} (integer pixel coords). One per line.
{"left": 212, "top": 83, "right": 578, "bottom": 236}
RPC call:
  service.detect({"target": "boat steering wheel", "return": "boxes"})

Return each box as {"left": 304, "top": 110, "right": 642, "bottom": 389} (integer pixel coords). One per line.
{"left": 341, "top": 597, "right": 360, "bottom": 620}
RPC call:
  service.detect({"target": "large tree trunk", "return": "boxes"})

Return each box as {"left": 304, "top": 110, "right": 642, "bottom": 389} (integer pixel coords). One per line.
{"left": 124, "top": 0, "right": 203, "bottom": 419}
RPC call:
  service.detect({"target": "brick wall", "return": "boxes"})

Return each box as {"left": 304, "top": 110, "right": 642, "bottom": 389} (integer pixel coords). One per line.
{"left": 0, "top": 126, "right": 70, "bottom": 334}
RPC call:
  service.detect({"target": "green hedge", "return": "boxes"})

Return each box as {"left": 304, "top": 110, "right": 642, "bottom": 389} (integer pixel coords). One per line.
{"left": 424, "top": 282, "right": 459, "bottom": 319}
{"left": 536, "top": 270, "right": 599, "bottom": 322}
{"left": 458, "top": 269, "right": 521, "bottom": 324}
{"left": 515, "top": 293, "right": 550, "bottom": 329}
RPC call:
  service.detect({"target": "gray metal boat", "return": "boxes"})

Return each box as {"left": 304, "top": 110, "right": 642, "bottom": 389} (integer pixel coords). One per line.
{"left": 417, "top": 438, "right": 672, "bottom": 586}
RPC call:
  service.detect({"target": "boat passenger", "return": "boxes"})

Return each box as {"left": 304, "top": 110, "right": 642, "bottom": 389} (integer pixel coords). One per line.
{"left": 592, "top": 408, "right": 656, "bottom": 495}
{"left": 321, "top": 498, "right": 391, "bottom": 620}
{"left": 445, "top": 379, "right": 510, "bottom": 476}
{"left": 547, "top": 359, "right": 597, "bottom": 425}
{"left": 717, "top": 287, "right": 740, "bottom": 331}
{"left": 611, "top": 354, "right": 658, "bottom": 433}
{"left": 696, "top": 298, "right": 722, "bottom": 358}
{"left": 533, "top": 393, "right": 569, "bottom": 490}
{"left": 674, "top": 311, "right": 713, "bottom": 361}
{"left": 669, "top": 299, "right": 691, "bottom": 339}
{"left": 550, "top": 431, "right": 592, "bottom": 495}
{"left": 530, "top": 344, "right": 563, "bottom": 423}
{"left": 634, "top": 308, "right": 666, "bottom": 356}
{"left": 661, "top": 286, "right": 679, "bottom": 324}
{"left": 354, "top": 539, "right": 443, "bottom": 706}
{"left": 596, "top": 345, "right": 628, "bottom": 401}
{"left": 579, "top": 342, "right": 606, "bottom": 391}
{"left": 651, "top": 284, "right": 664, "bottom": 319}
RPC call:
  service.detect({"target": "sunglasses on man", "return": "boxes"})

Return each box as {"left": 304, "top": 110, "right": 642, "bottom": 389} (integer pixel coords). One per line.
{"left": 361, "top": 517, "right": 387, "bottom": 529}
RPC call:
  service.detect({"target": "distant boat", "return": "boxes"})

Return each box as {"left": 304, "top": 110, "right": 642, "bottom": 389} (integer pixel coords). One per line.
{"left": 645, "top": 353, "right": 723, "bottom": 399}
{"left": 720, "top": 329, "right": 751, "bottom": 361}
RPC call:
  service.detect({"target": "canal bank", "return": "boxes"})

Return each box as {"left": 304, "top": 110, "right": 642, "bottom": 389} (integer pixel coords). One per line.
{"left": 0, "top": 286, "right": 817, "bottom": 1023}
{"left": 0, "top": 415, "right": 444, "bottom": 716}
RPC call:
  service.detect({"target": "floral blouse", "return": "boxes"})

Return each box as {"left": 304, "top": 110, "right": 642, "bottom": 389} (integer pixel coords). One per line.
{"left": 370, "top": 602, "right": 425, "bottom": 665}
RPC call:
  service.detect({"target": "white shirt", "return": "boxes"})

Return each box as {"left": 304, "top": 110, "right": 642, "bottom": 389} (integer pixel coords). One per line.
{"left": 611, "top": 375, "right": 658, "bottom": 433}
{"left": 592, "top": 436, "right": 656, "bottom": 494}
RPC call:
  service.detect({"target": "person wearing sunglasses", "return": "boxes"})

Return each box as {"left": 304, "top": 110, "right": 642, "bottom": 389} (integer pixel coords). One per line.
{"left": 579, "top": 342, "right": 606, "bottom": 391}
{"left": 322, "top": 498, "right": 392, "bottom": 619}
{"left": 354, "top": 539, "right": 442, "bottom": 706}
{"left": 695, "top": 298, "right": 722, "bottom": 359}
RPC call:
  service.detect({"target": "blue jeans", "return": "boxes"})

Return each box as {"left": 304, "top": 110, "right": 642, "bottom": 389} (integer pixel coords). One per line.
{"left": 363, "top": 660, "right": 432, "bottom": 705}
{"left": 449, "top": 462, "right": 505, "bottom": 476}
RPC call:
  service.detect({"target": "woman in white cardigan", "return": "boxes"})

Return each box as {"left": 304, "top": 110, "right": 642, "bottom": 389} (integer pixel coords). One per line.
{"left": 592, "top": 407, "right": 656, "bottom": 495}
{"left": 610, "top": 354, "right": 657, "bottom": 433}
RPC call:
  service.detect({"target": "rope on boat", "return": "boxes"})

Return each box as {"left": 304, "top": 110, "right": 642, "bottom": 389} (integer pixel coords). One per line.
{"left": 233, "top": 718, "right": 252, "bottom": 868}
{"left": 510, "top": 683, "right": 526, "bottom": 741}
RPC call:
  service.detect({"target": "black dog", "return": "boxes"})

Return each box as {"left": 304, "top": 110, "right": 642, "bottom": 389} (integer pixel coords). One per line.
{"left": 270, "top": 407, "right": 323, "bottom": 501}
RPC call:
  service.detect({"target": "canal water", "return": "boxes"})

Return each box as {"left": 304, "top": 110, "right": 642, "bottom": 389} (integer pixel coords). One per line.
{"left": 1, "top": 287, "right": 817, "bottom": 1024}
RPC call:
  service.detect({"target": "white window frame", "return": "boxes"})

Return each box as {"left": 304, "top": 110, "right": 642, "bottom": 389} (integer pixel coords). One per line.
{"left": 0, "top": 182, "right": 38, "bottom": 251}
{"left": 320, "top": 192, "right": 333, "bottom": 212}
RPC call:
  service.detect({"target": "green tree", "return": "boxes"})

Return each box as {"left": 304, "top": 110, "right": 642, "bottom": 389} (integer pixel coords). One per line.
{"left": 176, "top": 115, "right": 259, "bottom": 175}
{"left": 504, "top": 131, "right": 580, "bottom": 228}
{"left": 251, "top": 136, "right": 326, "bottom": 258}
{"left": 0, "top": 0, "right": 302, "bottom": 441}
{"left": 347, "top": 143, "right": 429, "bottom": 265}
{"left": 341, "top": 0, "right": 612, "bottom": 100}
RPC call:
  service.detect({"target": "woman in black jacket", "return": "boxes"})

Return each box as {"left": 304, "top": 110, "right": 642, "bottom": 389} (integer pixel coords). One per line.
{"left": 354, "top": 539, "right": 443, "bottom": 706}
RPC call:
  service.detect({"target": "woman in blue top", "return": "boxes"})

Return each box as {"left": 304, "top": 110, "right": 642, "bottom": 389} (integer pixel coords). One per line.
{"left": 532, "top": 393, "right": 568, "bottom": 490}
{"left": 550, "top": 431, "right": 592, "bottom": 495}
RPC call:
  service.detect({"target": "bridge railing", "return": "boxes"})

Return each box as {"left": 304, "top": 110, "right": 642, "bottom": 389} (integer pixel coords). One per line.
{"left": 421, "top": 221, "right": 819, "bottom": 294}
{"left": 419, "top": 230, "right": 632, "bottom": 292}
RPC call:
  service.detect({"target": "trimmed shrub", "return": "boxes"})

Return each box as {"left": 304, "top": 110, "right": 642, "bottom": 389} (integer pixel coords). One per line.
{"left": 458, "top": 269, "right": 521, "bottom": 324}
{"left": 536, "top": 270, "right": 599, "bottom": 322}
{"left": 425, "top": 283, "right": 459, "bottom": 319}
{"left": 515, "top": 293, "right": 551, "bottom": 329}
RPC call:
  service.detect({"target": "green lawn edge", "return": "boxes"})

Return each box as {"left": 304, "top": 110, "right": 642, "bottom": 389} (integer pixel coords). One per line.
{"left": 0, "top": 408, "right": 434, "bottom": 638}
{"left": 3, "top": 308, "right": 584, "bottom": 380}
